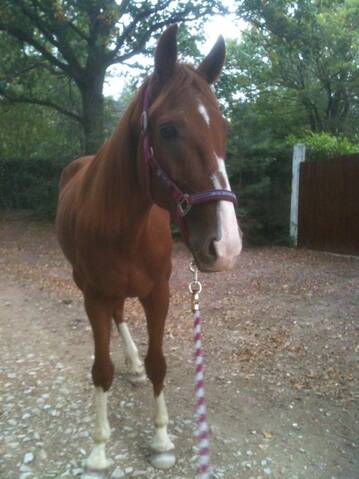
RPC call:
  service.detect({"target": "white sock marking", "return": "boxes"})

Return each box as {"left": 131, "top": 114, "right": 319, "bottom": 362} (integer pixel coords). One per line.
{"left": 93, "top": 387, "right": 110, "bottom": 442}
{"left": 86, "top": 387, "right": 112, "bottom": 470}
{"left": 151, "top": 392, "right": 174, "bottom": 452}
{"left": 118, "top": 322, "right": 144, "bottom": 375}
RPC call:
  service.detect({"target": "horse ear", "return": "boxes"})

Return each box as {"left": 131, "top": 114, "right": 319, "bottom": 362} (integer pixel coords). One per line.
{"left": 154, "top": 24, "right": 178, "bottom": 83}
{"left": 197, "top": 35, "right": 225, "bottom": 84}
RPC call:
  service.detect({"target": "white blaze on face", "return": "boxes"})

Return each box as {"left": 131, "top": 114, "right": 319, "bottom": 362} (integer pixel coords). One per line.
{"left": 198, "top": 103, "right": 210, "bottom": 126}
{"left": 211, "top": 155, "right": 242, "bottom": 269}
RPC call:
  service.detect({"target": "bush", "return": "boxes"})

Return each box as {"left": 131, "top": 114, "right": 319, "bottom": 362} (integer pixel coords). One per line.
{"left": 0, "top": 157, "right": 69, "bottom": 218}
{"left": 287, "top": 132, "right": 359, "bottom": 161}
{"left": 229, "top": 143, "right": 293, "bottom": 246}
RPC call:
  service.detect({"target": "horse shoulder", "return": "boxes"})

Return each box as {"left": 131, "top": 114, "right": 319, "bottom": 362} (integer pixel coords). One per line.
{"left": 58, "top": 155, "right": 94, "bottom": 192}
{"left": 144, "top": 206, "right": 172, "bottom": 272}
{"left": 56, "top": 156, "right": 93, "bottom": 265}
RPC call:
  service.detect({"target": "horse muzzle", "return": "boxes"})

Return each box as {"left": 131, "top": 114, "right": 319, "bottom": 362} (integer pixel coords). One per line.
{"left": 190, "top": 227, "right": 242, "bottom": 273}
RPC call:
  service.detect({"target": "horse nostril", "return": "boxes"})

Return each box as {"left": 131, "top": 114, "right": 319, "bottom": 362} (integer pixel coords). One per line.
{"left": 191, "top": 236, "right": 218, "bottom": 267}
{"left": 208, "top": 238, "right": 217, "bottom": 262}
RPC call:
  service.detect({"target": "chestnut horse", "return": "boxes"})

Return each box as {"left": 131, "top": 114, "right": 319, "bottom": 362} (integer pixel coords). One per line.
{"left": 56, "top": 25, "right": 242, "bottom": 472}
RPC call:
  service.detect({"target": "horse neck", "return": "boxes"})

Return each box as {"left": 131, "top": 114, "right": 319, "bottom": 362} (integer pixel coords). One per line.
{"left": 79, "top": 103, "right": 151, "bottom": 237}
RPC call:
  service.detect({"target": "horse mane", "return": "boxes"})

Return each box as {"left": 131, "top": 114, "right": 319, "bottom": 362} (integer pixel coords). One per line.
{"left": 74, "top": 88, "right": 143, "bottom": 237}
{"left": 73, "top": 64, "right": 217, "bottom": 238}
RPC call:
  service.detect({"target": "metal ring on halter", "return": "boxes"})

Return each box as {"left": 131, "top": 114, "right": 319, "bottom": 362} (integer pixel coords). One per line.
{"left": 177, "top": 195, "right": 192, "bottom": 217}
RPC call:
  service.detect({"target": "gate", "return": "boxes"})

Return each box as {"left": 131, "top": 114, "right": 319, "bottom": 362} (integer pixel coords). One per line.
{"left": 298, "top": 154, "right": 359, "bottom": 255}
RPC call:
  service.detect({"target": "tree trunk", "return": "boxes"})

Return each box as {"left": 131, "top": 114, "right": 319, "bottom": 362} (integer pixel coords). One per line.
{"left": 80, "top": 72, "right": 106, "bottom": 155}
{"left": 301, "top": 97, "right": 323, "bottom": 133}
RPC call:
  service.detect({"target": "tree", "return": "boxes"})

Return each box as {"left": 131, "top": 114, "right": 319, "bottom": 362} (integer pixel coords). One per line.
{"left": 0, "top": 102, "right": 83, "bottom": 160}
{"left": 0, "top": 0, "right": 224, "bottom": 154}
{"left": 236, "top": 0, "right": 359, "bottom": 136}
{"left": 214, "top": 1, "right": 359, "bottom": 244}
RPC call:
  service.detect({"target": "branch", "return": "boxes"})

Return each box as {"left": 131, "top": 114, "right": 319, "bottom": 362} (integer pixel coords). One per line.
{"left": 118, "top": 0, "right": 132, "bottom": 12}
{"left": 107, "top": 0, "right": 175, "bottom": 62}
{"left": 17, "top": 0, "right": 61, "bottom": 50}
{"left": 0, "top": 22, "right": 71, "bottom": 76}
{"left": 0, "top": 89, "right": 82, "bottom": 123}
{"left": 29, "top": 0, "right": 89, "bottom": 42}
{"left": 0, "top": 62, "right": 46, "bottom": 81}
{"left": 65, "top": 16, "right": 90, "bottom": 43}
{"left": 3, "top": 0, "right": 83, "bottom": 80}
{"left": 119, "top": 60, "right": 148, "bottom": 70}
{"left": 108, "top": 2, "right": 213, "bottom": 66}
{"left": 110, "top": 11, "right": 202, "bottom": 66}
{"left": 107, "top": 7, "right": 153, "bottom": 63}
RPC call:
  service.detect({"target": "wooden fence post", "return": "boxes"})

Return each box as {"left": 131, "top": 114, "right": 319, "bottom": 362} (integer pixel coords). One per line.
{"left": 290, "top": 144, "right": 306, "bottom": 246}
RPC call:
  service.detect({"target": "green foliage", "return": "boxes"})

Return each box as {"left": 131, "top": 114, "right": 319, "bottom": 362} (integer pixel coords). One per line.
{"left": 216, "top": 37, "right": 304, "bottom": 245}
{"left": 0, "top": 157, "right": 68, "bottom": 217}
{"left": 236, "top": 0, "right": 359, "bottom": 136}
{"left": 213, "top": 0, "right": 359, "bottom": 244}
{"left": 0, "top": 103, "right": 83, "bottom": 159}
{"left": 1, "top": 1, "right": 359, "bottom": 246}
{"left": 0, "top": 0, "right": 225, "bottom": 153}
{"left": 287, "top": 132, "right": 359, "bottom": 161}
{"left": 228, "top": 143, "right": 292, "bottom": 245}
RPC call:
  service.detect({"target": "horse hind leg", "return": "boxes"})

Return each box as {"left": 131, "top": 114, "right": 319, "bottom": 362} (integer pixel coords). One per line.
{"left": 84, "top": 293, "right": 114, "bottom": 471}
{"left": 140, "top": 282, "right": 176, "bottom": 470}
{"left": 113, "top": 302, "right": 146, "bottom": 384}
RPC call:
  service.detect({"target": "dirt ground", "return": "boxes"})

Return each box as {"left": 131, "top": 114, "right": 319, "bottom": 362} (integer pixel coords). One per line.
{"left": 0, "top": 214, "right": 358, "bottom": 479}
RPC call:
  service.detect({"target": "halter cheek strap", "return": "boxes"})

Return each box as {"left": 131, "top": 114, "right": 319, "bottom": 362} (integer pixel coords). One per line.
{"left": 141, "top": 83, "right": 237, "bottom": 244}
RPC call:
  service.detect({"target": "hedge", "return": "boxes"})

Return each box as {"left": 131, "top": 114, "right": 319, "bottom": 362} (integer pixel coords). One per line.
{"left": 0, "top": 158, "right": 69, "bottom": 218}
{"left": 0, "top": 153, "right": 293, "bottom": 245}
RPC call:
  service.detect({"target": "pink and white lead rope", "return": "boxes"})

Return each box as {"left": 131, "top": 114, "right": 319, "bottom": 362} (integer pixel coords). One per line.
{"left": 189, "top": 261, "right": 210, "bottom": 479}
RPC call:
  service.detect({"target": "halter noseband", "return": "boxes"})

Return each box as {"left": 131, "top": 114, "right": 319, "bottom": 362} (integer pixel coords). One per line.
{"left": 141, "top": 83, "right": 237, "bottom": 243}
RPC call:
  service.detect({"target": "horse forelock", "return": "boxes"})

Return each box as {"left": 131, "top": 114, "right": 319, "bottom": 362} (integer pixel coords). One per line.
{"left": 149, "top": 64, "right": 218, "bottom": 117}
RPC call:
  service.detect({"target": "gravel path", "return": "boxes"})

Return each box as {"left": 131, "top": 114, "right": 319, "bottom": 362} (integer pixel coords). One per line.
{"left": 0, "top": 216, "right": 358, "bottom": 479}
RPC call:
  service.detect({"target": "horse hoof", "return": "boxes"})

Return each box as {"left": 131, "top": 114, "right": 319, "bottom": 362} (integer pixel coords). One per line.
{"left": 82, "top": 472, "right": 106, "bottom": 478}
{"left": 84, "top": 453, "right": 113, "bottom": 471}
{"left": 150, "top": 451, "right": 176, "bottom": 469}
{"left": 128, "top": 371, "right": 147, "bottom": 385}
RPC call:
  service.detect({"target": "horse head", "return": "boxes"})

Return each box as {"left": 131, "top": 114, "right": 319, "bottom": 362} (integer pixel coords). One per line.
{"left": 140, "top": 25, "right": 242, "bottom": 272}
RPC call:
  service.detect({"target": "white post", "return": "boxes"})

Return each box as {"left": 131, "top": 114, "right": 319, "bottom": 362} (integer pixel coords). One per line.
{"left": 290, "top": 144, "right": 306, "bottom": 246}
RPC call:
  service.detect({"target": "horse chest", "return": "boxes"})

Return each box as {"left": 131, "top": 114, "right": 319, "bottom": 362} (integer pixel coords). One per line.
{"left": 79, "top": 246, "right": 171, "bottom": 299}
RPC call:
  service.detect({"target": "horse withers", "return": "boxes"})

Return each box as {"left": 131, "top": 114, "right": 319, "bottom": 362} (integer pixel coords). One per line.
{"left": 56, "top": 24, "right": 242, "bottom": 472}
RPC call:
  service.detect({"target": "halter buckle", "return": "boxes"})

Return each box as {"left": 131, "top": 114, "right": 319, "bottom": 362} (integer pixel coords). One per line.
{"left": 177, "top": 195, "right": 192, "bottom": 217}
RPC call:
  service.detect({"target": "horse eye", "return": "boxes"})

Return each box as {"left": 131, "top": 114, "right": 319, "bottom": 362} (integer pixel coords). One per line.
{"left": 159, "top": 123, "right": 177, "bottom": 139}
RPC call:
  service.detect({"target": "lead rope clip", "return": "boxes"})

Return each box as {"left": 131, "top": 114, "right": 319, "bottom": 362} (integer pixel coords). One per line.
{"left": 189, "top": 260, "right": 202, "bottom": 312}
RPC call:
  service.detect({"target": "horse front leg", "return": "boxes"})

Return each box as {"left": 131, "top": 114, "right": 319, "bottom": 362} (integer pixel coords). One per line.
{"left": 140, "top": 281, "right": 176, "bottom": 470}
{"left": 84, "top": 293, "right": 114, "bottom": 471}
{"left": 113, "top": 302, "right": 146, "bottom": 384}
